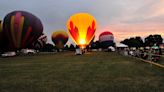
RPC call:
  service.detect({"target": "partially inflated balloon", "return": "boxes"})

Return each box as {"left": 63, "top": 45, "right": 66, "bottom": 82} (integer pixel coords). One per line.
{"left": 51, "top": 31, "right": 68, "bottom": 49}
{"left": 0, "top": 20, "right": 2, "bottom": 32}
{"left": 32, "top": 33, "right": 47, "bottom": 49}
{"left": 0, "top": 20, "right": 2, "bottom": 40}
{"left": 67, "top": 13, "right": 96, "bottom": 49}
{"left": 99, "top": 31, "right": 114, "bottom": 48}
{"left": 0, "top": 20, "right": 7, "bottom": 52}
{"left": 3, "top": 11, "right": 43, "bottom": 50}
{"left": 0, "top": 20, "right": 3, "bottom": 51}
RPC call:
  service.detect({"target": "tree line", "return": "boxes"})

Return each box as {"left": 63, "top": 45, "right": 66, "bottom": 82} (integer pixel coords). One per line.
{"left": 35, "top": 34, "right": 163, "bottom": 52}
{"left": 120, "top": 34, "right": 163, "bottom": 48}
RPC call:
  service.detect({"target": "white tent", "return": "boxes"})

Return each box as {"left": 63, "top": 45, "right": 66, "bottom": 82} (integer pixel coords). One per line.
{"left": 108, "top": 46, "right": 116, "bottom": 51}
{"left": 116, "top": 43, "right": 128, "bottom": 48}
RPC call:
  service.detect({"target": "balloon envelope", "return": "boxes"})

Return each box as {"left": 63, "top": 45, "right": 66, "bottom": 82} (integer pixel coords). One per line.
{"left": 67, "top": 13, "right": 96, "bottom": 48}
{"left": 0, "top": 20, "right": 3, "bottom": 51}
{"left": 32, "top": 33, "right": 47, "bottom": 49}
{"left": 0, "top": 20, "right": 2, "bottom": 40}
{"left": 99, "top": 31, "right": 114, "bottom": 48}
{"left": 3, "top": 11, "right": 43, "bottom": 50}
{"left": 0, "top": 20, "right": 2, "bottom": 32}
{"left": 51, "top": 31, "right": 68, "bottom": 49}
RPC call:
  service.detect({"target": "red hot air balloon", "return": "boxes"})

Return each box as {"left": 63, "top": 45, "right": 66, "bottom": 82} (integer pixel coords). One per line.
{"left": 99, "top": 31, "right": 114, "bottom": 48}
{"left": 3, "top": 11, "right": 43, "bottom": 50}
{"left": 51, "top": 30, "right": 68, "bottom": 49}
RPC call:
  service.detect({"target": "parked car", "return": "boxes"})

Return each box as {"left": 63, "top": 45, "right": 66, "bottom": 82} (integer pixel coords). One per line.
{"left": 21, "top": 49, "right": 36, "bottom": 55}
{"left": 1, "top": 52, "right": 16, "bottom": 57}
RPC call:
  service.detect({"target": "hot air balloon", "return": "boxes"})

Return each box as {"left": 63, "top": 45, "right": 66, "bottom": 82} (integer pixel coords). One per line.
{"left": 51, "top": 30, "right": 68, "bottom": 49}
{"left": 67, "top": 13, "right": 96, "bottom": 49}
{"left": 0, "top": 20, "right": 3, "bottom": 52}
{"left": 0, "top": 20, "right": 2, "bottom": 41}
{"left": 3, "top": 11, "right": 43, "bottom": 50}
{"left": 0, "top": 20, "right": 2, "bottom": 32}
{"left": 99, "top": 31, "right": 114, "bottom": 48}
{"left": 32, "top": 33, "right": 47, "bottom": 49}
{"left": 0, "top": 20, "right": 11, "bottom": 52}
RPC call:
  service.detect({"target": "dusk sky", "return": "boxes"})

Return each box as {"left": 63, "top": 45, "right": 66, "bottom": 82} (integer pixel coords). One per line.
{"left": 0, "top": 0, "right": 164, "bottom": 44}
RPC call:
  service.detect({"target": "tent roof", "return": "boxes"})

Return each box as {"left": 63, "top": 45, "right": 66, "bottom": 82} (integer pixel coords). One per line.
{"left": 116, "top": 43, "right": 128, "bottom": 47}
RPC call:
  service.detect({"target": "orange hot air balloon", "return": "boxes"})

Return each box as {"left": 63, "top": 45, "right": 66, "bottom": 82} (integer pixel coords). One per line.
{"left": 67, "top": 13, "right": 96, "bottom": 49}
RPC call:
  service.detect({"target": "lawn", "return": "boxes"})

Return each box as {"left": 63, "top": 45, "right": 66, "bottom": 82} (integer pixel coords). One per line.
{"left": 0, "top": 52, "right": 163, "bottom": 92}
{"left": 159, "top": 56, "right": 164, "bottom": 65}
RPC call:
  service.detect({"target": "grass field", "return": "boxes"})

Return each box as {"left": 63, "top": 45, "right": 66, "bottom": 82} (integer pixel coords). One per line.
{"left": 0, "top": 52, "right": 163, "bottom": 92}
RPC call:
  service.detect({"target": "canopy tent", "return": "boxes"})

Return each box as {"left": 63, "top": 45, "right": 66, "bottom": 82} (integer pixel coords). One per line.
{"left": 116, "top": 43, "right": 128, "bottom": 48}
{"left": 151, "top": 45, "right": 159, "bottom": 49}
{"left": 108, "top": 46, "right": 116, "bottom": 52}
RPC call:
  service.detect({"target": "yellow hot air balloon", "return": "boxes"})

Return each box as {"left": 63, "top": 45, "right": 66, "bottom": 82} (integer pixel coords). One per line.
{"left": 67, "top": 13, "right": 96, "bottom": 49}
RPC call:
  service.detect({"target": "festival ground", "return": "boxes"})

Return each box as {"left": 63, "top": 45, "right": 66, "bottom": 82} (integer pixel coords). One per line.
{"left": 0, "top": 52, "right": 163, "bottom": 92}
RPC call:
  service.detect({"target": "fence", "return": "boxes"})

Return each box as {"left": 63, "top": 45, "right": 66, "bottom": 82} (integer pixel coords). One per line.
{"left": 119, "top": 50, "right": 164, "bottom": 68}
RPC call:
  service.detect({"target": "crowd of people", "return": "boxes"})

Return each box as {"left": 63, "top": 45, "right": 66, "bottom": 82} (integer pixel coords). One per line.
{"left": 118, "top": 46, "right": 162, "bottom": 62}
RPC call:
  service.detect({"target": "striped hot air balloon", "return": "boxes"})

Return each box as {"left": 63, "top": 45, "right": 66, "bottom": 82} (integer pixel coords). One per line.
{"left": 0, "top": 20, "right": 2, "bottom": 32}
{"left": 3, "top": 11, "right": 43, "bottom": 50}
{"left": 0, "top": 20, "right": 3, "bottom": 52}
{"left": 67, "top": 13, "right": 96, "bottom": 49}
{"left": 0, "top": 20, "right": 2, "bottom": 41}
{"left": 32, "top": 33, "right": 47, "bottom": 49}
{"left": 51, "top": 30, "right": 68, "bottom": 49}
{"left": 99, "top": 31, "right": 114, "bottom": 48}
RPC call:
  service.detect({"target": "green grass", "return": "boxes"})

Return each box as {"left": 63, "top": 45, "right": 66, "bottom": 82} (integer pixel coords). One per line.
{"left": 159, "top": 56, "right": 164, "bottom": 65}
{"left": 0, "top": 52, "right": 163, "bottom": 92}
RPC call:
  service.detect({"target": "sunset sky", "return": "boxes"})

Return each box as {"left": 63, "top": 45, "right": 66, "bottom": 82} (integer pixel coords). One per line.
{"left": 0, "top": 0, "right": 164, "bottom": 44}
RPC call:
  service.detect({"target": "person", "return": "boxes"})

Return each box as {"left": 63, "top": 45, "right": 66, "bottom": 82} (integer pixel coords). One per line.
{"left": 142, "top": 48, "right": 149, "bottom": 59}
{"left": 151, "top": 48, "right": 160, "bottom": 62}
{"left": 123, "top": 49, "right": 128, "bottom": 56}
{"left": 75, "top": 45, "right": 82, "bottom": 55}
{"left": 159, "top": 48, "right": 162, "bottom": 55}
{"left": 129, "top": 50, "right": 134, "bottom": 56}
{"left": 140, "top": 49, "right": 144, "bottom": 59}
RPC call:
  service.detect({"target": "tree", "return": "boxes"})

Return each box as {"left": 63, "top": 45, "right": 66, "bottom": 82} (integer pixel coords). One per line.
{"left": 90, "top": 41, "right": 100, "bottom": 49}
{"left": 121, "top": 36, "right": 144, "bottom": 48}
{"left": 135, "top": 36, "right": 144, "bottom": 47}
{"left": 69, "top": 44, "right": 75, "bottom": 51}
{"left": 144, "top": 34, "right": 163, "bottom": 46}
{"left": 64, "top": 45, "right": 69, "bottom": 51}
{"left": 42, "top": 43, "right": 55, "bottom": 52}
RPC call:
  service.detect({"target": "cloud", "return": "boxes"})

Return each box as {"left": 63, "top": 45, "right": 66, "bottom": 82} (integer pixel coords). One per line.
{"left": 0, "top": 0, "right": 163, "bottom": 44}
{"left": 121, "top": 0, "right": 164, "bottom": 24}
{"left": 97, "top": 23, "right": 164, "bottom": 43}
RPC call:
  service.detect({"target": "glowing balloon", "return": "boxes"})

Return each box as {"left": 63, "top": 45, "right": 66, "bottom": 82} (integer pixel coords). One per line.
{"left": 99, "top": 31, "right": 114, "bottom": 48}
{"left": 51, "top": 30, "right": 68, "bottom": 49}
{"left": 67, "top": 13, "right": 96, "bottom": 48}
{"left": 32, "top": 33, "right": 47, "bottom": 49}
{"left": 3, "top": 11, "right": 43, "bottom": 50}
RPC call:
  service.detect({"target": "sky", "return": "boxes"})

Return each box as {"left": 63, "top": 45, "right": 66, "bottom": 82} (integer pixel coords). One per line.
{"left": 0, "top": 0, "right": 164, "bottom": 44}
